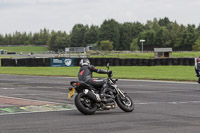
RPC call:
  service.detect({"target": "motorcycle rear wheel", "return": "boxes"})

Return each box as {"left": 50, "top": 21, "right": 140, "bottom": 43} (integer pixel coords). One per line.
{"left": 75, "top": 93, "right": 97, "bottom": 115}
{"left": 115, "top": 94, "right": 134, "bottom": 112}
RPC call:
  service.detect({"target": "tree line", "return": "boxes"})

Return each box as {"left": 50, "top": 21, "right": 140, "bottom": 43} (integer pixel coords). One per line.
{"left": 1, "top": 17, "right": 200, "bottom": 51}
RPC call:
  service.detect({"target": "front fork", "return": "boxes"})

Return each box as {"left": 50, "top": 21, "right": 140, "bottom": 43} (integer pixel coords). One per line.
{"left": 112, "top": 85, "right": 126, "bottom": 99}
{"left": 117, "top": 88, "right": 126, "bottom": 97}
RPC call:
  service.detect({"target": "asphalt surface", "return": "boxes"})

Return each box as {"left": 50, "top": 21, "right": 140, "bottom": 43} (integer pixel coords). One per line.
{"left": 1, "top": 74, "right": 200, "bottom": 133}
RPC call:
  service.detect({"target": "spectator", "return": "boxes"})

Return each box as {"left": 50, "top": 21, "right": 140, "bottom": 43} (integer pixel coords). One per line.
{"left": 195, "top": 57, "right": 200, "bottom": 83}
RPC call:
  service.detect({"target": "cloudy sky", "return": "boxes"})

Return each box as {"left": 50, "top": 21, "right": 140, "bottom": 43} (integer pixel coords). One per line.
{"left": 0, "top": 0, "right": 200, "bottom": 34}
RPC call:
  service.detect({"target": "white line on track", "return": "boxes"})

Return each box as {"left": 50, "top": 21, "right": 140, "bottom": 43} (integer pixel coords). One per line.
{"left": 119, "top": 79, "right": 198, "bottom": 84}
{"left": 0, "top": 88, "right": 15, "bottom": 90}
{"left": 135, "top": 101, "right": 200, "bottom": 105}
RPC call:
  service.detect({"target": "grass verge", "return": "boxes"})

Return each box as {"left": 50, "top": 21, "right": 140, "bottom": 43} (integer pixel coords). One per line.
{"left": 90, "top": 51, "right": 200, "bottom": 58}
{"left": 0, "top": 66, "right": 197, "bottom": 82}
{"left": 0, "top": 46, "right": 48, "bottom": 54}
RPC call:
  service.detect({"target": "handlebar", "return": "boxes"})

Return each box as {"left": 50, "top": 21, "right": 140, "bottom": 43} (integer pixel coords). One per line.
{"left": 107, "top": 75, "right": 118, "bottom": 84}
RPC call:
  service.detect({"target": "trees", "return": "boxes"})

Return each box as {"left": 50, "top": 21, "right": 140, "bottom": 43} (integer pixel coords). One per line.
{"left": 31, "top": 28, "right": 50, "bottom": 45}
{"left": 197, "top": 24, "right": 200, "bottom": 36}
{"left": 172, "top": 24, "right": 198, "bottom": 51}
{"left": 98, "top": 19, "right": 120, "bottom": 50}
{"left": 158, "top": 17, "right": 171, "bottom": 27}
{"left": 119, "top": 23, "right": 136, "bottom": 50}
{"left": 184, "top": 24, "right": 198, "bottom": 50}
{"left": 39, "top": 28, "right": 50, "bottom": 45}
{"left": 48, "top": 31, "right": 70, "bottom": 51}
{"left": 0, "top": 17, "right": 200, "bottom": 51}
{"left": 83, "top": 25, "right": 98, "bottom": 46}
{"left": 3, "top": 34, "right": 12, "bottom": 45}
{"left": 138, "top": 30, "right": 156, "bottom": 50}
{"left": 130, "top": 38, "right": 139, "bottom": 51}
{"left": 0, "top": 34, "right": 3, "bottom": 45}
{"left": 192, "top": 37, "right": 200, "bottom": 51}
{"left": 69, "top": 24, "right": 88, "bottom": 47}
{"left": 32, "top": 33, "right": 40, "bottom": 45}
{"left": 12, "top": 31, "right": 21, "bottom": 45}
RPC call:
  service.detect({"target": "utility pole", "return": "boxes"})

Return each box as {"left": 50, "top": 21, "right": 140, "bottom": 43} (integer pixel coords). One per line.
{"left": 140, "top": 40, "right": 145, "bottom": 53}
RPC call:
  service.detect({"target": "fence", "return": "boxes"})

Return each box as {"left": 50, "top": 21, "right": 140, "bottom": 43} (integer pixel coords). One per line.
{"left": 1, "top": 58, "right": 195, "bottom": 67}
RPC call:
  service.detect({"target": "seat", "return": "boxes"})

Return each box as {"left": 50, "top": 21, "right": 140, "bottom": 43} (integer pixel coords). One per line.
{"left": 70, "top": 81, "right": 93, "bottom": 89}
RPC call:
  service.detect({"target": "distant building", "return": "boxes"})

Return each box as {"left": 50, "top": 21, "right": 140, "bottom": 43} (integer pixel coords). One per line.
{"left": 65, "top": 44, "right": 96, "bottom": 53}
{"left": 65, "top": 47, "right": 86, "bottom": 53}
{"left": 154, "top": 48, "right": 172, "bottom": 58}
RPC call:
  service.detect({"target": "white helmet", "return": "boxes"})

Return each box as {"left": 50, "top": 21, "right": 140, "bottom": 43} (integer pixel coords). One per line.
{"left": 79, "top": 58, "right": 90, "bottom": 66}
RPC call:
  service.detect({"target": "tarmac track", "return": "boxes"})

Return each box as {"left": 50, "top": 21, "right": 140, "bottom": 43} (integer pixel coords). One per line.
{"left": 0, "top": 74, "right": 200, "bottom": 133}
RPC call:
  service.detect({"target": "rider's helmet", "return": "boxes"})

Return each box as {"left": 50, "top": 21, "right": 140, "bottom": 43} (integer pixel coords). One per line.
{"left": 79, "top": 58, "right": 90, "bottom": 66}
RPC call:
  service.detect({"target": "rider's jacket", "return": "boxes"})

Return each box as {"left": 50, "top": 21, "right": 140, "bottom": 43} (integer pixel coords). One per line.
{"left": 195, "top": 58, "right": 200, "bottom": 71}
{"left": 195, "top": 58, "right": 200, "bottom": 77}
{"left": 78, "top": 65, "right": 108, "bottom": 82}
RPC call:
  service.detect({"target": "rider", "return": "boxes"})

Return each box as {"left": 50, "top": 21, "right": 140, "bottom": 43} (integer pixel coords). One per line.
{"left": 78, "top": 58, "right": 112, "bottom": 98}
{"left": 195, "top": 57, "right": 200, "bottom": 84}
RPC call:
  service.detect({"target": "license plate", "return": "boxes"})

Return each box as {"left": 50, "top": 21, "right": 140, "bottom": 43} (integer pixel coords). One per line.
{"left": 68, "top": 88, "right": 75, "bottom": 99}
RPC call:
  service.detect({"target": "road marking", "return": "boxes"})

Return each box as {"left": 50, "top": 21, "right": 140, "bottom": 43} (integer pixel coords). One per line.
{"left": 0, "top": 104, "right": 76, "bottom": 116}
{"left": 0, "top": 88, "right": 15, "bottom": 90}
{"left": 0, "top": 109, "right": 75, "bottom": 116}
{"left": 135, "top": 101, "right": 200, "bottom": 105}
{"left": 1, "top": 100, "right": 200, "bottom": 116}
{"left": 119, "top": 79, "right": 197, "bottom": 84}
{"left": 0, "top": 95, "right": 75, "bottom": 116}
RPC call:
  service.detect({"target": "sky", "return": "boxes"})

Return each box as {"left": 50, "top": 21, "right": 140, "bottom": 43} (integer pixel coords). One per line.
{"left": 0, "top": 0, "right": 200, "bottom": 34}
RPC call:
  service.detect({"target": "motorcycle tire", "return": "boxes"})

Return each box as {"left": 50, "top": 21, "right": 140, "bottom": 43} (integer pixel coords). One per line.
{"left": 115, "top": 94, "right": 134, "bottom": 112}
{"left": 75, "top": 92, "right": 97, "bottom": 115}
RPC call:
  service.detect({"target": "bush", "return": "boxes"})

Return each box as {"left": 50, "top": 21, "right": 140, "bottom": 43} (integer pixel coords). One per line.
{"left": 100, "top": 40, "right": 113, "bottom": 51}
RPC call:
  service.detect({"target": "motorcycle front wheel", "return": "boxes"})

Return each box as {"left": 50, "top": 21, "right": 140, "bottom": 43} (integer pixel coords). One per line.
{"left": 115, "top": 94, "right": 134, "bottom": 112}
{"left": 75, "top": 92, "right": 97, "bottom": 115}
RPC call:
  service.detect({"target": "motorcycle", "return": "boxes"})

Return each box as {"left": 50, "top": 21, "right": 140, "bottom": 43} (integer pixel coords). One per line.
{"left": 67, "top": 63, "right": 134, "bottom": 115}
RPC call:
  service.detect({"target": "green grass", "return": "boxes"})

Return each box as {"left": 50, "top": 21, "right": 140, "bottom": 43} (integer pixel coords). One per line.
{"left": 0, "top": 46, "right": 48, "bottom": 54}
{"left": 173, "top": 52, "right": 200, "bottom": 58}
{"left": 0, "top": 67, "right": 79, "bottom": 76}
{"left": 90, "top": 51, "right": 200, "bottom": 58}
{"left": 91, "top": 52, "right": 154, "bottom": 58}
{"left": 0, "top": 66, "right": 197, "bottom": 82}
{"left": 1, "top": 45, "right": 200, "bottom": 58}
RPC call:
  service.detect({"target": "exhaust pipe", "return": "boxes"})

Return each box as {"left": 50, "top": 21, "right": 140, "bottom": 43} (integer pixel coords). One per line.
{"left": 83, "top": 89, "right": 100, "bottom": 102}
{"left": 105, "top": 103, "right": 117, "bottom": 109}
